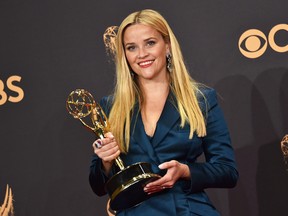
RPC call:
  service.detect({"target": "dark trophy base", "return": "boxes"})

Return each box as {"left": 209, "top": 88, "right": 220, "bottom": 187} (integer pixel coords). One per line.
{"left": 105, "top": 162, "right": 161, "bottom": 211}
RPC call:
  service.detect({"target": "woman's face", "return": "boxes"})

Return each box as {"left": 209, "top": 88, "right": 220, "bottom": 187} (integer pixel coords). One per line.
{"left": 123, "top": 24, "right": 170, "bottom": 83}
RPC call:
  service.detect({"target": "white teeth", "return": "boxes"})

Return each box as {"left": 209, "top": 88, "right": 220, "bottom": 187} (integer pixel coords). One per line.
{"left": 139, "top": 61, "right": 153, "bottom": 66}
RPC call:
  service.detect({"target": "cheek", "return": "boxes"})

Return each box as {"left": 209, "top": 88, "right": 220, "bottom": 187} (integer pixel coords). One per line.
{"left": 157, "top": 53, "right": 167, "bottom": 67}
{"left": 127, "top": 59, "right": 141, "bottom": 75}
{"left": 125, "top": 53, "right": 136, "bottom": 66}
{"left": 154, "top": 49, "right": 167, "bottom": 63}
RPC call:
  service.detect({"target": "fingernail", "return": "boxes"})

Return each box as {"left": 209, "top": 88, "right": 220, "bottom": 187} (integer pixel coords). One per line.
{"left": 95, "top": 140, "right": 102, "bottom": 149}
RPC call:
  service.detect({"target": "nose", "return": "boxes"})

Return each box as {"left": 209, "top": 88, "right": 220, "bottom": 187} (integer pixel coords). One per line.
{"left": 137, "top": 47, "right": 148, "bottom": 59}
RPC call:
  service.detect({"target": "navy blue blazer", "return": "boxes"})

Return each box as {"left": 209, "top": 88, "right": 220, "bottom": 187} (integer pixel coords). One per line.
{"left": 89, "top": 88, "right": 238, "bottom": 216}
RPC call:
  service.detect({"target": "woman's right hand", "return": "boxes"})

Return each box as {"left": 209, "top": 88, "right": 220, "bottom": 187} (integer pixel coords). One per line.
{"left": 92, "top": 132, "right": 120, "bottom": 174}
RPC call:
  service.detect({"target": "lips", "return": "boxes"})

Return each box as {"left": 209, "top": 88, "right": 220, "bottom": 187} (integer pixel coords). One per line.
{"left": 138, "top": 60, "right": 154, "bottom": 67}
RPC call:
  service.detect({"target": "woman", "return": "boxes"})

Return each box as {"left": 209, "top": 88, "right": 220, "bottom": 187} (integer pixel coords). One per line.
{"left": 89, "top": 9, "right": 238, "bottom": 216}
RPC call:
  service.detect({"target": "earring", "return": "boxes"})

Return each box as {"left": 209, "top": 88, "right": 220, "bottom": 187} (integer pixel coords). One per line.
{"left": 166, "top": 53, "right": 172, "bottom": 72}
{"left": 130, "top": 70, "right": 135, "bottom": 78}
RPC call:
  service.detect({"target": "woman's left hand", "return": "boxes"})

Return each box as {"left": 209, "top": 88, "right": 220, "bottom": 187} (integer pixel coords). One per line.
{"left": 143, "top": 160, "right": 190, "bottom": 194}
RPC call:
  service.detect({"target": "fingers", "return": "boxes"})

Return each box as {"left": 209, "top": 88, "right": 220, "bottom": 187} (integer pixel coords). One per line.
{"left": 158, "top": 160, "right": 177, "bottom": 170}
{"left": 101, "top": 150, "right": 121, "bottom": 163}
{"left": 145, "top": 176, "right": 173, "bottom": 189}
{"left": 144, "top": 172, "right": 173, "bottom": 194}
{"left": 92, "top": 134, "right": 116, "bottom": 151}
{"left": 93, "top": 139, "right": 103, "bottom": 149}
{"left": 144, "top": 160, "right": 184, "bottom": 194}
{"left": 105, "top": 132, "right": 114, "bottom": 139}
{"left": 143, "top": 184, "right": 167, "bottom": 195}
{"left": 92, "top": 133, "right": 120, "bottom": 162}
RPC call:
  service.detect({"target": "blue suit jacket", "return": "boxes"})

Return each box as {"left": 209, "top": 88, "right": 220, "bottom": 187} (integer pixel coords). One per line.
{"left": 89, "top": 88, "right": 238, "bottom": 216}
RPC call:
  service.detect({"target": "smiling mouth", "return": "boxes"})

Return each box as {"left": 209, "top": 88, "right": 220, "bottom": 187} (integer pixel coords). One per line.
{"left": 138, "top": 60, "right": 154, "bottom": 67}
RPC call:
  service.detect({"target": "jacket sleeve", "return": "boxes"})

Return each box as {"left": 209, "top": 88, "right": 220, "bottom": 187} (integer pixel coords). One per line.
{"left": 185, "top": 88, "right": 239, "bottom": 193}
{"left": 89, "top": 154, "right": 110, "bottom": 196}
{"left": 88, "top": 96, "right": 115, "bottom": 196}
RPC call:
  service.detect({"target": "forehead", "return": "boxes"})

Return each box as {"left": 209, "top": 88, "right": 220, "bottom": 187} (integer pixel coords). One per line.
{"left": 123, "top": 24, "right": 162, "bottom": 43}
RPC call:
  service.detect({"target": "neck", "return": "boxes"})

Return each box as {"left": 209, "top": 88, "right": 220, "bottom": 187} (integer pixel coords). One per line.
{"left": 137, "top": 74, "right": 170, "bottom": 103}
{"left": 140, "top": 80, "right": 169, "bottom": 103}
{"left": 139, "top": 79, "right": 170, "bottom": 137}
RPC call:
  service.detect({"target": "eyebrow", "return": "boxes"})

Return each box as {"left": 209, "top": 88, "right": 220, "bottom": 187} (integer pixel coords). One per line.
{"left": 124, "top": 37, "right": 157, "bottom": 47}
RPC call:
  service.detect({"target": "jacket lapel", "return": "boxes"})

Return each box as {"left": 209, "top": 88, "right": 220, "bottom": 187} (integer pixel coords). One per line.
{"left": 130, "top": 93, "right": 180, "bottom": 164}
{"left": 151, "top": 94, "right": 180, "bottom": 147}
{"left": 131, "top": 102, "right": 160, "bottom": 165}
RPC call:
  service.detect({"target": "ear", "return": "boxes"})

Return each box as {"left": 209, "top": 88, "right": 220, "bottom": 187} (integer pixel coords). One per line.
{"left": 165, "top": 43, "right": 171, "bottom": 55}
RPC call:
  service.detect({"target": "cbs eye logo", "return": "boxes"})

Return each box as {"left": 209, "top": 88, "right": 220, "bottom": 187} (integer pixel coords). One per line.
{"left": 239, "top": 24, "right": 288, "bottom": 58}
{"left": 0, "top": 75, "right": 24, "bottom": 105}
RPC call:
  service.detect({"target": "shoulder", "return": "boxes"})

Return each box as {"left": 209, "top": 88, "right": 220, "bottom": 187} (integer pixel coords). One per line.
{"left": 197, "top": 86, "right": 218, "bottom": 111}
{"left": 99, "top": 95, "right": 114, "bottom": 114}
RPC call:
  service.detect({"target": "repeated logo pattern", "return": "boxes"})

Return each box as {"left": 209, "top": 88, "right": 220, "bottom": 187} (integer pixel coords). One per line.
{"left": 239, "top": 24, "right": 288, "bottom": 58}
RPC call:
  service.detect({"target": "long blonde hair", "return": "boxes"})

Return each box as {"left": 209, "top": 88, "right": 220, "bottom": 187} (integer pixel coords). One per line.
{"left": 108, "top": 9, "right": 206, "bottom": 153}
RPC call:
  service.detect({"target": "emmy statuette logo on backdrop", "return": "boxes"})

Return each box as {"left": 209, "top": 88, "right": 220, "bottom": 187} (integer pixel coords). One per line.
{"left": 281, "top": 135, "right": 288, "bottom": 171}
{"left": 0, "top": 185, "right": 14, "bottom": 216}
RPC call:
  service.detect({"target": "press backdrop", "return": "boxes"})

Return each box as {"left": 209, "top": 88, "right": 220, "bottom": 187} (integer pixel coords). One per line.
{"left": 1, "top": 0, "right": 287, "bottom": 215}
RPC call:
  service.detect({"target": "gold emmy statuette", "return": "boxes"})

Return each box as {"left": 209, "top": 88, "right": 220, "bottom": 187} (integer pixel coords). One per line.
{"left": 66, "top": 89, "right": 161, "bottom": 211}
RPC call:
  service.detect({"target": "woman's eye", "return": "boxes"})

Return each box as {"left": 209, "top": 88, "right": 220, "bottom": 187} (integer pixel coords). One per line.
{"left": 147, "top": 41, "right": 156, "bottom": 46}
{"left": 126, "top": 45, "right": 136, "bottom": 51}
